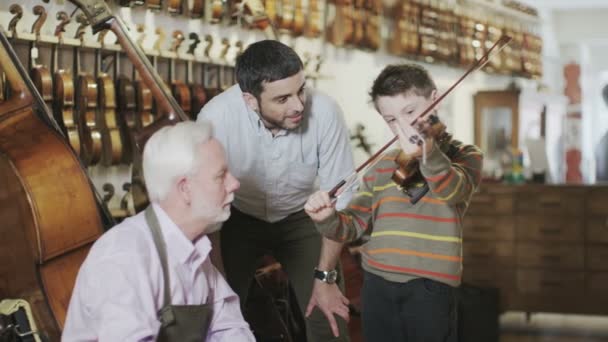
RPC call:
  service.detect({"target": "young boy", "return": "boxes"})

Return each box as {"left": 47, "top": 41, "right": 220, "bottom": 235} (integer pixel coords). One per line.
{"left": 304, "top": 64, "right": 483, "bottom": 341}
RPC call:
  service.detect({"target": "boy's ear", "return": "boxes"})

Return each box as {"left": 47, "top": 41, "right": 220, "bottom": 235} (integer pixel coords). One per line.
{"left": 242, "top": 92, "right": 260, "bottom": 112}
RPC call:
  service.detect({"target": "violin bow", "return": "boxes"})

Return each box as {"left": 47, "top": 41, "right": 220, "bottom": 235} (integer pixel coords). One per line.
{"left": 329, "top": 35, "right": 512, "bottom": 199}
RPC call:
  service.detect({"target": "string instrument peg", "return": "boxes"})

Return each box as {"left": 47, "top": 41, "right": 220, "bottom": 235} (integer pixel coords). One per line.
{"left": 8, "top": 4, "right": 24, "bottom": 38}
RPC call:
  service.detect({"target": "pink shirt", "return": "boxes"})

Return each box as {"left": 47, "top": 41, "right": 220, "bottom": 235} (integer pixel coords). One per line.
{"left": 63, "top": 204, "right": 254, "bottom": 341}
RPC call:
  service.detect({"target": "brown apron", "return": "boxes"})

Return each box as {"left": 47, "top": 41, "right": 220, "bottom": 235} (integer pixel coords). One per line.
{"left": 145, "top": 207, "right": 213, "bottom": 342}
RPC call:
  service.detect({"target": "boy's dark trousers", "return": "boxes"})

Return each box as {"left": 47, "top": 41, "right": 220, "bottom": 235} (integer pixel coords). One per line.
{"left": 361, "top": 271, "right": 458, "bottom": 342}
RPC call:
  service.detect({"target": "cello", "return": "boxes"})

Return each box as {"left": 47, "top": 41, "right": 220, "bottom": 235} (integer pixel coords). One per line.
{"left": 0, "top": 28, "right": 108, "bottom": 341}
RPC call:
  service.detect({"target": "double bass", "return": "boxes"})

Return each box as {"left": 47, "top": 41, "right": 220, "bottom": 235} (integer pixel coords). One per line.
{"left": 0, "top": 29, "right": 108, "bottom": 341}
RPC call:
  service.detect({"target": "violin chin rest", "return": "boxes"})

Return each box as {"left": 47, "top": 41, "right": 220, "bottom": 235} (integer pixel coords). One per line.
{"left": 403, "top": 181, "right": 429, "bottom": 205}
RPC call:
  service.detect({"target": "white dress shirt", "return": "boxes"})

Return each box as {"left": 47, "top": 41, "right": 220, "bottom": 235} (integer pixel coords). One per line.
{"left": 198, "top": 85, "right": 355, "bottom": 222}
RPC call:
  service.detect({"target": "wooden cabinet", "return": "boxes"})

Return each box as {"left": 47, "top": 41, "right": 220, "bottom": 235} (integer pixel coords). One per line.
{"left": 462, "top": 184, "right": 608, "bottom": 315}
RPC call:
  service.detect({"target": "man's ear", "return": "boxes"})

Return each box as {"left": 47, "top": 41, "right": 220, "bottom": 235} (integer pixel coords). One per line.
{"left": 242, "top": 92, "right": 260, "bottom": 112}
{"left": 176, "top": 177, "right": 191, "bottom": 205}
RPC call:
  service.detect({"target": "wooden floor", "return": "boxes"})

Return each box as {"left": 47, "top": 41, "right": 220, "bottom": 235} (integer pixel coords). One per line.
{"left": 347, "top": 311, "right": 608, "bottom": 342}
{"left": 500, "top": 312, "right": 608, "bottom": 342}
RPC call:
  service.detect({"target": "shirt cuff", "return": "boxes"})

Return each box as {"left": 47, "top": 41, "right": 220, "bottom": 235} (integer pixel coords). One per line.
{"left": 313, "top": 213, "right": 341, "bottom": 239}
{"left": 418, "top": 142, "right": 452, "bottom": 178}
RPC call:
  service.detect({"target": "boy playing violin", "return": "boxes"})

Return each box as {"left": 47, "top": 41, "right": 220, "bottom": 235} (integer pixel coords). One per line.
{"left": 304, "top": 64, "right": 483, "bottom": 341}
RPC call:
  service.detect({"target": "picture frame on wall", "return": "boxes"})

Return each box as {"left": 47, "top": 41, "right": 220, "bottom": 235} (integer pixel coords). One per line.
{"left": 474, "top": 90, "right": 520, "bottom": 179}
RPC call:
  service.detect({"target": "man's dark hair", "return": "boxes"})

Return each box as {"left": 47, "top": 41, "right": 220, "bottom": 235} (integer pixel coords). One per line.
{"left": 369, "top": 64, "right": 436, "bottom": 102}
{"left": 235, "top": 40, "right": 303, "bottom": 98}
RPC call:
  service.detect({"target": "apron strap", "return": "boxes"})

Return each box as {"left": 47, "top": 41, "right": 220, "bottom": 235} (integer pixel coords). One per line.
{"left": 145, "top": 206, "right": 172, "bottom": 308}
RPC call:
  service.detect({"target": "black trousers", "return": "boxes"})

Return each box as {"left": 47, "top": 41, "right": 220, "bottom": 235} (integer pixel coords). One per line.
{"left": 220, "top": 208, "right": 350, "bottom": 342}
{"left": 361, "top": 271, "right": 458, "bottom": 342}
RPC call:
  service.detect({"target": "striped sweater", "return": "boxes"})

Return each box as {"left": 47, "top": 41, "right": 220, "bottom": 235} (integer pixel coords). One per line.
{"left": 315, "top": 138, "right": 483, "bottom": 287}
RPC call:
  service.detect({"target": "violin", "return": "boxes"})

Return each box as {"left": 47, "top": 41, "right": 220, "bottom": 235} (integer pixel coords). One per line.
{"left": 29, "top": 6, "right": 53, "bottom": 111}
{"left": 362, "top": 0, "right": 381, "bottom": 50}
{"left": 391, "top": 116, "right": 455, "bottom": 203}
{"left": 168, "top": 31, "right": 192, "bottom": 115}
{"left": 52, "top": 11, "right": 83, "bottom": 157}
{"left": 191, "top": 0, "right": 205, "bottom": 18}
{"left": 328, "top": 0, "right": 353, "bottom": 47}
{"left": 292, "top": 0, "right": 304, "bottom": 36}
{"left": 167, "top": 0, "right": 183, "bottom": 15}
{"left": 328, "top": 36, "right": 512, "bottom": 203}
{"left": 117, "top": 75, "right": 139, "bottom": 163}
{"left": 303, "top": 0, "right": 321, "bottom": 37}
{"left": 187, "top": 33, "right": 208, "bottom": 118}
{"left": 74, "top": 15, "right": 103, "bottom": 166}
{"left": 278, "top": 0, "right": 294, "bottom": 32}
{"left": 349, "top": 0, "right": 364, "bottom": 46}
{"left": 211, "top": 0, "right": 225, "bottom": 23}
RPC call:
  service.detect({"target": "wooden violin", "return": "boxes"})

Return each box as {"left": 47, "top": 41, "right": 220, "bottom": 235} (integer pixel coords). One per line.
{"left": 304, "top": 0, "right": 321, "bottom": 37}
{"left": 168, "top": 30, "right": 192, "bottom": 116}
{"left": 187, "top": 32, "right": 208, "bottom": 119}
{"left": 278, "top": 0, "right": 294, "bottom": 32}
{"left": 349, "top": 0, "right": 364, "bottom": 46}
{"left": 191, "top": 0, "right": 205, "bottom": 18}
{"left": 202, "top": 35, "right": 222, "bottom": 99}
{"left": 391, "top": 117, "right": 454, "bottom": 203}
{"left": 29, "top": 6, "right": 53, "bottom": 112}
{"left": 328, "top": 0, "right": 353, "bottom": 47}
{"left": 52, "top": 11, "right": 83, "bottom": 157}
{"left": 292, "top": 0, "right": 304, "bottom": 36}
{"left": 167, "top": 0, "right": 183, "bottom": 15}
{"left": 74, "top": 14, "right": 103, "bottom": 166}
{"left": 362, "top": 0, "right": 381, "bottom": 50}
{"left": 133, "top": 26, "right": 155, "bottom": 129}
{"left": 97, "top": 67, "right": 124, "bottom": 166}
{"left": 211, "top": 0, "right": 225, "bottom": 23}
{"left": 117, "top": 74, "right": 139, "bottom": 163}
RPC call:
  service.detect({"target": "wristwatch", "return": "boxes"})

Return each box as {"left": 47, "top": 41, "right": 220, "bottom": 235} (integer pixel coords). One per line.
{"left": 313, "top": 268, "right": 339, "bottom": 284}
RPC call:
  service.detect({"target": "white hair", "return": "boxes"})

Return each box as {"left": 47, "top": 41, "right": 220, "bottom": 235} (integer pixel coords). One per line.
{"left": 143, "top": 120, "right": 214, "bottom": 202}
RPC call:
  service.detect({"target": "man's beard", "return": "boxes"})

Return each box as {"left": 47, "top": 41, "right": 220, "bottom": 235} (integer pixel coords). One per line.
{"left": 258, "top": 100, "right": 302, "bottom": 131}
{"left": 190, "top": 193, "right": 233, "bottom": 227}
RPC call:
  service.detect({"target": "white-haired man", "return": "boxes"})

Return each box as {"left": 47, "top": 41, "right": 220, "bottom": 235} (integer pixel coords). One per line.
{"left": 63, "top": 121, "right": 254, "bottom": 341}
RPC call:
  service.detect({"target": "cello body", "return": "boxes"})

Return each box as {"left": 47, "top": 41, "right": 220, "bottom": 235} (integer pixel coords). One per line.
{"left": 0, "top": 30, "right": 104, "bottom": 340}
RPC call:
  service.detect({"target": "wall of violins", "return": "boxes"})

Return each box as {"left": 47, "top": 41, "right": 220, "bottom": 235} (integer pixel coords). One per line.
{"left": 0, "top": 0, "right": 544, "bottom": 224}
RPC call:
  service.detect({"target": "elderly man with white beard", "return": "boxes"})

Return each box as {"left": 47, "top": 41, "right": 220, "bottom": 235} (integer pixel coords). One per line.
{"left": 63, "top": 120, "right": 255, "bottom": 341}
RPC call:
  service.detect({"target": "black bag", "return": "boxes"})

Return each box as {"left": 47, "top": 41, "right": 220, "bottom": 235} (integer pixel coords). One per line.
{"left": 0, "top": 309, "right": 37, "bottom": 342}
{"left": 457, "top": 284, "right": 500, "bottom": 342}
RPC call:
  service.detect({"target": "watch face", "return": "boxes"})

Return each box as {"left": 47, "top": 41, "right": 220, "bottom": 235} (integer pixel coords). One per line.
{"left": 327, "top": 270, "right": 338, "bottom": 283}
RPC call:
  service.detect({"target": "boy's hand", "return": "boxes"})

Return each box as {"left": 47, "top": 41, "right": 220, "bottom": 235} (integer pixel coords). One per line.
{"left": 304, "top": 191, "right": 336, "bottom": 223}
{"left": 393, "top": 120, "right": 434, "bottom": 157}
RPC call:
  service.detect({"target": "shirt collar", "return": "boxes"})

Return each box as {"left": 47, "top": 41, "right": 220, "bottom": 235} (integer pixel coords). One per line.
{"left": 150, "top": 203, "right": 211, "bottom": 268}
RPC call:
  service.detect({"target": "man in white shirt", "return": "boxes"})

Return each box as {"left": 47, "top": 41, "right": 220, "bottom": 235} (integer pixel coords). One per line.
{"left": 197, "top": 40, "right": 353, "bottom": 341}
{"left": 62, "top": 121, "right": 255, "bottom": 341}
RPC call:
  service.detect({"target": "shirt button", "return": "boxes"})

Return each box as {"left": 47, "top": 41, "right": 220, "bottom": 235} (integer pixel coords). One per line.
{"left": 272, "top": 151, "right": 281, "bottom": 159}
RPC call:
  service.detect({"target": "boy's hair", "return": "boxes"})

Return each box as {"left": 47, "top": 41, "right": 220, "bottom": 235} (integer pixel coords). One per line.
{"left": 369, "top": 64, "right": 437, "bottom": 102}
{"left": 235, "top": 40, "right": 303, "bottom": 99}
